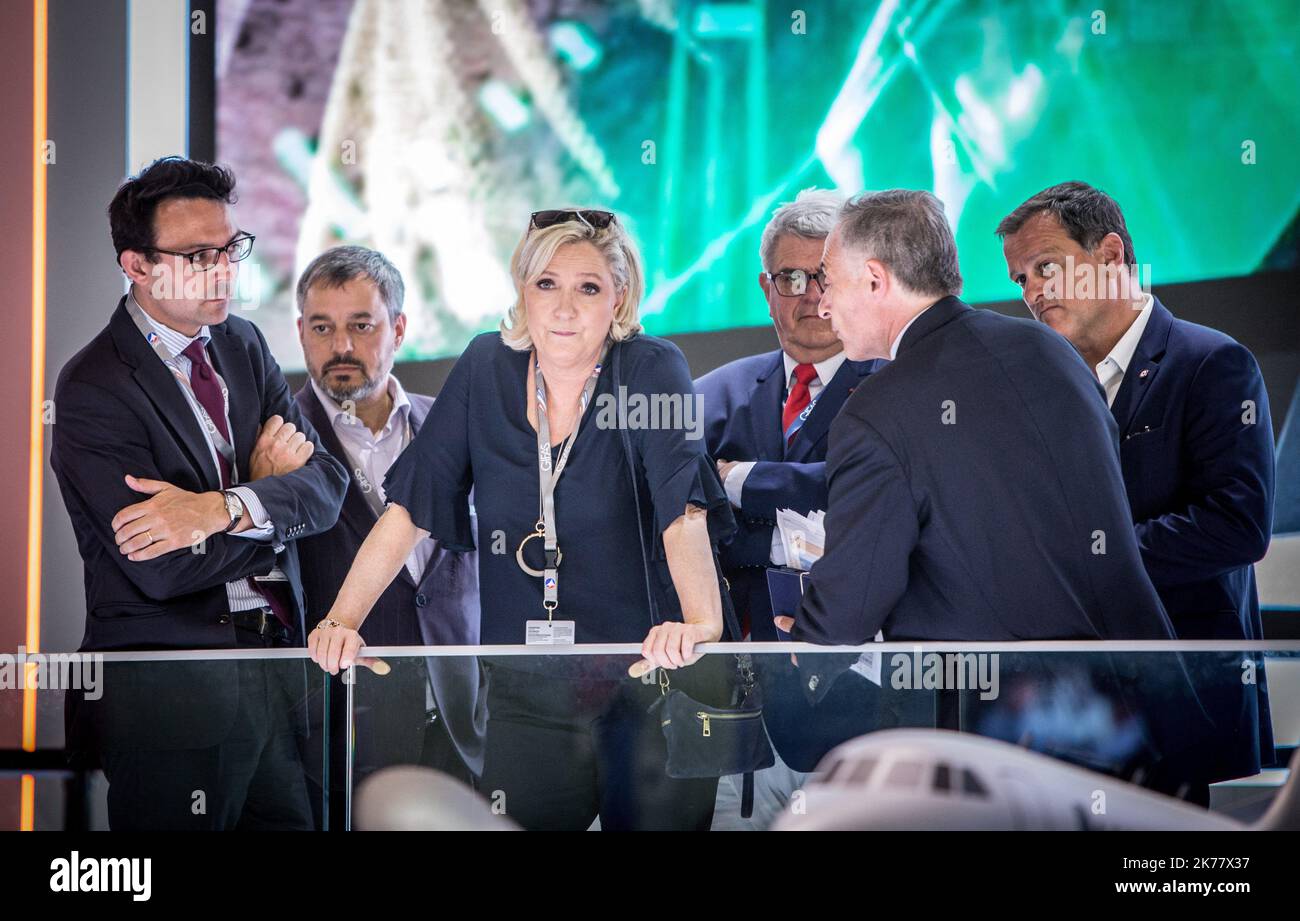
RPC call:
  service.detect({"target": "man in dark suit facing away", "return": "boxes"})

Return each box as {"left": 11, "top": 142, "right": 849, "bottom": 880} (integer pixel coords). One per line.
{"left": 292, "top": 245, "right": 485, "bottom": 823}
{"left": 778, "top": 190, "right": 1234, "bottom": 800}
{"left": 50, "top": 157, "right": 349, "bottom": 828}
{"left": 999, "top": 181, "right": 1276, "bottom": 790}
{"left": 780, "top": 189, "right": 1174, "bottom": 646}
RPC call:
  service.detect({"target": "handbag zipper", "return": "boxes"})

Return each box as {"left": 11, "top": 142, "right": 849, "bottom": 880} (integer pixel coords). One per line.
{"left": 696, "top": 710, "right": 760, "bottom": 737}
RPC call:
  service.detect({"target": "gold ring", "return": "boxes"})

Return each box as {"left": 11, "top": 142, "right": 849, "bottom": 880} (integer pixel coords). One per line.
{"left": 146, "top": 530, "right": 155, "bottom": 544}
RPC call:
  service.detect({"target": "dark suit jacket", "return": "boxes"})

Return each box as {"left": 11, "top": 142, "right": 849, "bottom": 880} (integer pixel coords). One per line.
{"left": 1109, "top": 297, "right": 1275, "bottom": 771}
{"left": 51, "top": 297, "right": 348, "bottom": 750}
{"left": 1113, "top": 298, "right": 1274, "bottom": 636}
{"left": 294, "top": 384, "right": 486, "bottom": 775}
{"left": 793, "top": 296, "right": 1175, "bottom": 644}
{"left": 696, "top": 349, "right": 881, "bottom": 640}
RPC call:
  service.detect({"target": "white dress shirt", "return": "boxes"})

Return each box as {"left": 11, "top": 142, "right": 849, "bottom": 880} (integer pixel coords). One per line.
{"left": 131, "top": 294, "right": 280, "bottom": 613}
{"left": 723, "top": 350, "right": 847, "bottom": 565}
{"left": 310, "top": 375, "right": 435, "bottom": 583}
{"left": 1094, "top": 294, "right": 1155, "bottom": 407}
{"left": 889, "top": 305, "right": 933, "bottom": 360}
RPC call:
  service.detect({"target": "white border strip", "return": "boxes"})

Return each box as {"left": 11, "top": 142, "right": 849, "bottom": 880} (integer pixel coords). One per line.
{"left": 127, "top": 0, "right": 188, "bottom": 170}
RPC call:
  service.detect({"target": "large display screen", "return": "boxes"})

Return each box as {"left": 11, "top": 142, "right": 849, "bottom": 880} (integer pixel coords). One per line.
{"left": 215, "top": 0, "right": 1300, "bottom": 368}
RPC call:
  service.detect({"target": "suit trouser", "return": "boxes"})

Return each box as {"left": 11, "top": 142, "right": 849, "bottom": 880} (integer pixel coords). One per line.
{"left": 100, "top": 655, "right": 314, "bottom": 831}
{"left": 480, "top": 663, "right": 719, "bottom": 831}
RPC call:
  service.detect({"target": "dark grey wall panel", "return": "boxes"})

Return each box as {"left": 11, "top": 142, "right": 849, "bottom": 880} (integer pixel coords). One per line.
{"left": 42, "top": 0, "right": 128, "bottom": 659}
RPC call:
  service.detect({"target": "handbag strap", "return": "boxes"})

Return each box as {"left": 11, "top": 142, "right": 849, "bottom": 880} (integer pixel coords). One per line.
{"left": 614, "top": 343, "right": 763, "bottom": 814}
{"left": 612, "top": 340, "right": 664, "bottom": 630}
{"left": 611, "top": 341, "right": 749, "bottom": 648}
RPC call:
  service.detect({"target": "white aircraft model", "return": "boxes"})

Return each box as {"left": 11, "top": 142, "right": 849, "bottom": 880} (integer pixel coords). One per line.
{"left": 773, "top": 728, "right": 1297, "bottom": 831}
{"left": 354, "top": 766, "right": 519, "bottom": 831}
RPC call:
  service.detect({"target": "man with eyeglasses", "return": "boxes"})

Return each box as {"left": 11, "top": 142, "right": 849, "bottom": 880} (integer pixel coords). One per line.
{"left": 698, "top": 189, "right": 882, "bottom": 640}
{"left": 696, "top": 189, "right": 883, "bottom": 827}
{"left": 50, "top": 156, "right": 348, "bottom": 829}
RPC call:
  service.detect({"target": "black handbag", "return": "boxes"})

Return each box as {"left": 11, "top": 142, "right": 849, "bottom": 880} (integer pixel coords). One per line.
{"left": 649, "top": 656, "right": 773, "bottom": 779}
{"left": 612, "top": 341, "right": 775, "bottom": 816}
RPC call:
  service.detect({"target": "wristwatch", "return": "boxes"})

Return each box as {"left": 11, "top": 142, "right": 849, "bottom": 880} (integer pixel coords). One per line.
{"left": 221, "top": 490, "right": 245, "bottom": 533}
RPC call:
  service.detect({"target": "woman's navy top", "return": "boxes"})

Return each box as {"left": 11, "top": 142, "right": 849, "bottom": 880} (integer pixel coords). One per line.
{"left": 383, "top": 331, "right": 735, "bottom": 645}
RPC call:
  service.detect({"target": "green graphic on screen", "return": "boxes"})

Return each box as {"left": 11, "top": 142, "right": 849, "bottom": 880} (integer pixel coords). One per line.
{"left": 215, "top": 0, "right": 1300, "bottom": 367}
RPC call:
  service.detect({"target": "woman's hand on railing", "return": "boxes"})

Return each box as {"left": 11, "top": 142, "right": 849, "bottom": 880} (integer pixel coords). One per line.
{"left": 307, "top": 618, "right": 386, "bottom": 675}
{"left": 628, "top": 620, "right": 721, "bottom": 677}
{"left": 307, "top": 505, "right": 419, "bottom": 675}
{"left": 632, "top": 505, "right": 725, "bottom": 677}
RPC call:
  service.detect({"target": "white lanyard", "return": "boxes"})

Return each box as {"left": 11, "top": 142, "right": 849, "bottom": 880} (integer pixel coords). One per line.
{"left": 516, "top": 345, "right": 607, "bottom": 620}
{"left": 343, "top": 403, "right": 412, "bottom": 517}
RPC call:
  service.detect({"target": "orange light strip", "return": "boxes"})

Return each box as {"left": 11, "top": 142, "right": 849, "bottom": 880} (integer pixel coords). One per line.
{"left": 19, "top": 775, "right": 35, "bottom": 831}
{"left": 22, "top": 0, "right": 48, "bottom": 831}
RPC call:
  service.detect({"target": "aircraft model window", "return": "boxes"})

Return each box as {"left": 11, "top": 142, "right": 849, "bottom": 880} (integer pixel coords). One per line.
{"left": 933, "top": 763, "right": 952, "bottom": 792}
{"left": 819, "top": 759, "right": 846, "bottom": 784}
{"left": 885, "top": 760, "right": 924, "bottom": 788}
{"left": 847, "top": 759, "right": 878, "bottom": 785}
{"left": 961, "top": 769, "right": 990, "bottom": 799}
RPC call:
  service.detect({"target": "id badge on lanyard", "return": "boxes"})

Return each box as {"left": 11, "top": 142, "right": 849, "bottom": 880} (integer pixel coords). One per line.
{"left": 518, "top": 344, "right": 607, "bottom": 645}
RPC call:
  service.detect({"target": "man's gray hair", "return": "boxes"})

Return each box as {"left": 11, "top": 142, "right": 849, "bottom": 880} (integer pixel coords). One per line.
{"left": 296, "top": 245, "right": 405, "bottom": 321}
{"left": 759, "top": 188, "right": 846, "bottom": 272}
{"left": 836, "top": 189, "right": 963, "bottom": 297}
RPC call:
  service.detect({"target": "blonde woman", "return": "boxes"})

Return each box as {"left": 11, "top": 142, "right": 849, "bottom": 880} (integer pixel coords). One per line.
{"left": 309, "top": 210, "right": 735, "bottom": 829}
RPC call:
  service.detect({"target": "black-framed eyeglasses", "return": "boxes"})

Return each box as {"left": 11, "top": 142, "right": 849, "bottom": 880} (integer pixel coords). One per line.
{"left": 146, "top": 233, "right": 256, "bottom": 271}
{"left": 529, "top": 210, "right": 616, "bottom": 232}
{"left": 766, "top": 268, "right": 826, "bottom": 297}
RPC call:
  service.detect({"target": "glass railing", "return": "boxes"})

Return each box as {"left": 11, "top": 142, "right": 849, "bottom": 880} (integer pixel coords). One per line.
{"left": 1, "top": 650, "right": 333, "bottom": 830}
{"left": 4, "top": 642, "right": 1297, "bottom": 831}
{"left": 343, "top": 641, "right": 1300, "bottom": 831}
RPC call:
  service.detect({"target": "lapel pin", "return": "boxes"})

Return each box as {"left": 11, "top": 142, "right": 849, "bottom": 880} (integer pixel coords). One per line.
{"left": 1139, "top": 368, "right": 1150, "bottom": 379}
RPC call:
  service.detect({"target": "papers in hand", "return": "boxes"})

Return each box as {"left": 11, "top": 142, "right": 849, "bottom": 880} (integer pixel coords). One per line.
{"left": 776, "top": 508, "right": 826, "bottom": 572}
{"left": 775, "top": 508, "right": 884, "bottom": 685}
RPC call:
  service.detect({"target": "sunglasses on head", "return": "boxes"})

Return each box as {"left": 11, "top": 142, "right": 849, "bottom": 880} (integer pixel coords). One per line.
{"left": 529, "top": 209, "right": 616, "bottom": 232}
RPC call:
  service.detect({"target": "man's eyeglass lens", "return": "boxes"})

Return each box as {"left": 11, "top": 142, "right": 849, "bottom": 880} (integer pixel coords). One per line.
{"left": 162, "top": 235, "right": 256, "bottom": 270}
{"left": 772, "top": 270, "right": 823, "bottom": 297}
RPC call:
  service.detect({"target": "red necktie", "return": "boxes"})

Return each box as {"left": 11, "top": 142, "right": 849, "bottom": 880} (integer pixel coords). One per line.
{"left": 782, "top": 363, "right": 818, "bottom": 445}
{"left": 181, "top": 340, "right": 292, "bottom": 629}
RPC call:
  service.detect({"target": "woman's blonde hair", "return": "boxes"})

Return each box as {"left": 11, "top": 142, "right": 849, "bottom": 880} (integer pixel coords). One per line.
{"left": 499, "top": 212, "right": 645, "bottom": 351}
